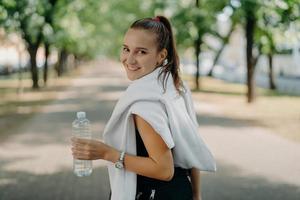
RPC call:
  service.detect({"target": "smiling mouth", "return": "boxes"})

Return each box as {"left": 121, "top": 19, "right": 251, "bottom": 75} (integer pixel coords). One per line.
{"left": 127, "top": 65, "right": 141, "bottom": 71}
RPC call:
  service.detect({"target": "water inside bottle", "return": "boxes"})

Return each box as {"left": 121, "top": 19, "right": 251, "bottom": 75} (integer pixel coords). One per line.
{"left": 73, "top": 159, "right": 93, "bottom": 177}
{"left": 72, "top": 111, "right": 93, "bottom": 177}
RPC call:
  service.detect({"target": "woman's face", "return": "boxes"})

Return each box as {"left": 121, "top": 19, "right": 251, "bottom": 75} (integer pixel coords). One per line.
{"left": 120, "top": 28, "right": 166, "bottom": 81}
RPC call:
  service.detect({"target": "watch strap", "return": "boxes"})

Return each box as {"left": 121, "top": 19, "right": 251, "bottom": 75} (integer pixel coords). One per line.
{"left": 119, "top": 151, "right": 125, "bottom": 162}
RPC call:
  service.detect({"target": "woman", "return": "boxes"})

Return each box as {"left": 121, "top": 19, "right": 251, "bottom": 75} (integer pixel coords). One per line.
{"left": 71, "top": 16, "right": 216, "bottom": 200}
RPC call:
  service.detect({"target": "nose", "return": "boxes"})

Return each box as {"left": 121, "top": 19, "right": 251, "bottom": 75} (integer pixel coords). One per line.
{"left": 127, "top": 53, "right": 136, "bottom": 65}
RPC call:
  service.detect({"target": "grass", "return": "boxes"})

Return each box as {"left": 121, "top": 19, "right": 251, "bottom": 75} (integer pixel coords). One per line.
{"left": 183, "top": 74, "right": 300, "bottom": 143}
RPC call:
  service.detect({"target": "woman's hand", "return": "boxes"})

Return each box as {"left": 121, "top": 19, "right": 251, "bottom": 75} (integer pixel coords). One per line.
{"left": 71, "top": 137, "right": 112, "bottom": 160}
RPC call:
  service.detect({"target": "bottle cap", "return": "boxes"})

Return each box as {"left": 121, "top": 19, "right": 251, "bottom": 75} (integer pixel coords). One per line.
{"left": 77, "top": 111, "right": 86, "bottom": 119}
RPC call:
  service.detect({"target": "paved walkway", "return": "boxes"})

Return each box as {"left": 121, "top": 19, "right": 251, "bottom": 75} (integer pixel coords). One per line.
{"left": 0, "top": 59, "right": 299, "bottom": 200}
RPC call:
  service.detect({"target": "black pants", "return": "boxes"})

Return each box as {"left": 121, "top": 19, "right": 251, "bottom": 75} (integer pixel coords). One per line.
{"left": 135, "top": 167, "right": 193, "bottom": 200}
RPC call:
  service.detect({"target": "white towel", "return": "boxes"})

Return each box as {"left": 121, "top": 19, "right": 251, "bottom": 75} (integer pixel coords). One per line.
{"left": 103, "top": 67, "right": 216, "bottom": 200}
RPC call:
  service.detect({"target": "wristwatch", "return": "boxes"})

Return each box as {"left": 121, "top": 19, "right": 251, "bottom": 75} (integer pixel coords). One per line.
{"left": 115, "top": 151, "right": 125, "bottom": 169}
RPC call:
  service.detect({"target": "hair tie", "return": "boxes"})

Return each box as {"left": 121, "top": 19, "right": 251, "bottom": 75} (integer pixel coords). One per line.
{"left": 152, "top": 16, "right": 160, "bottom": 22}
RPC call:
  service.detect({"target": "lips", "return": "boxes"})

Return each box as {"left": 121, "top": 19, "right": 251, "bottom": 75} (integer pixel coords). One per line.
{"left": 127, "top": 65, "right": 141, "bottom": 71}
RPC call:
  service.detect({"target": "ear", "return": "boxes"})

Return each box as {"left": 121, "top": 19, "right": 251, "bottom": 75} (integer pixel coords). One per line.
{"left": 157, "top": 48, "right": 168, "bottom": 65}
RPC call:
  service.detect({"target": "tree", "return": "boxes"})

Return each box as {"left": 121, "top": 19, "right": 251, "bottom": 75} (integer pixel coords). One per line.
{"left": 256, "top": 0, "right": 300, "bottom": 90}
{"left": 256, "top": 21, "right": 277, "bottom": 90}
{"left": 1, "top": 0, "right": 48, "bottom": 89}
{"left": 207, "top": 5, "right": 237, "bottom": 77}
{"left": 230, "top": 0, "right": 300, "bottom": 102}
{"left": 42, "top": 0, "right": 59, "bottom": 85}
{"left": 173, "top": 0, "right": 229, "bottom": 90}
{"left": 243, "top": 0, "right": 259, "bottom": 102}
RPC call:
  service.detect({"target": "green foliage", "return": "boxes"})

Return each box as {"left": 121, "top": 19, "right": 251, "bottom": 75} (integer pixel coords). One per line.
{"left": 1, "top": 0, "right": 44, "bottom": 45}
{"left": 94, "top": 0, "right": 157, "bottom": 58}
{"left": 230, "top": 0, "right": 299, "bottom": 55}
{"left": 172, "top": 0, "right": 229, "bottom": 50}
{"left": 51, "top": 0, "right": 159, "bottom": 58}
{"left": 0, "top": 0, "right": 298, "bottom": 59}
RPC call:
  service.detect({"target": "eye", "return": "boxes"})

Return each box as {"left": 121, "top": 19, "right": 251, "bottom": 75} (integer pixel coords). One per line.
{"left": 137, "top": 50, "right": 147, "bottom": 55}
{"left": 122, "top": 47, "right": 129, "bottom": 52}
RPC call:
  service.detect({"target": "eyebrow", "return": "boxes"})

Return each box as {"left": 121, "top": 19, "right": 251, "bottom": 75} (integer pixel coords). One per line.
{"left": 122, "top": 44, "right": 148, "bottom": 51}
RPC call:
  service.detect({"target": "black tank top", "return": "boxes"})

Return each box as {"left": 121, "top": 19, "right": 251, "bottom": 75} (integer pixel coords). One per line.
{"left": 135, "top": 128, "right": 191, "bottom": 190}
{"left": 108, "top": 129, "right": 192, "bottom": 200}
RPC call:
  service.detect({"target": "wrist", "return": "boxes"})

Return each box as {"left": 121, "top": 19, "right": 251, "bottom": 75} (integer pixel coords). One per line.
{"left": 104, "top": 146, "right": 119, "bottom": 163}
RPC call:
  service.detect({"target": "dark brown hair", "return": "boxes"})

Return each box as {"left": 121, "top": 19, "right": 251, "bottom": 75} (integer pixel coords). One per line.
{"left": 130, "top": 16, "right": 184, "bottom": 94}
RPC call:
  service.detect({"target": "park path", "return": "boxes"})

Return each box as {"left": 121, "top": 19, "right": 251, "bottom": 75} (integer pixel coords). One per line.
{"left": 0, "top": 59, "right": 299, "bottom": 200}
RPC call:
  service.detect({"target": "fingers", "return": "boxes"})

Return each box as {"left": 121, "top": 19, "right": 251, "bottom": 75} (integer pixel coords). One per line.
{"left": 71, "top": 137, "right": 87, "bottom": 159}
{"left": 70, "top": 138, "right": 105, "bottom": 160}
{"left": 71, "top": 137, "right": 92, "bottom": 150}
{"left": 72, "top": 148, "right": 99, "bottom": 160}
{"left": 71, "top": 142, "right": 91, "bottom": 156}
{"left": 72, "top": 151, "right": 92, "bottom": 160}
{"left": 71, "top": 137, "right": 91, "bottom": 145}
{"left": 71, "top": 138, "right": 98, "bottom": 160}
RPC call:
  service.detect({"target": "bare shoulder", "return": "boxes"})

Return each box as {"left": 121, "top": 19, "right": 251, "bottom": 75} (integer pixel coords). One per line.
{"left": 133, "top": 114, "right": 155, "bottom": 134}
{"left": 133, "top": 114, "right": 169, "bottom": 151}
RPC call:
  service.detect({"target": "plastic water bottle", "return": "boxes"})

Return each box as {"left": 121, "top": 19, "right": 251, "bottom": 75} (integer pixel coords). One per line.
{"left": 72, "top": 111, "right": 93, "bottom": 177}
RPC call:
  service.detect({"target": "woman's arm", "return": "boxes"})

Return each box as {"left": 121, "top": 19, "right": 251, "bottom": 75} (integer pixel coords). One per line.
{"left": 190, "top": 168, "right": 202, "bottom": 200}
{"left": 72, "top": 114, "right": 174, "bottom": 181}
{"left": 106, "top": 114, "right": 174, "bottom": 181}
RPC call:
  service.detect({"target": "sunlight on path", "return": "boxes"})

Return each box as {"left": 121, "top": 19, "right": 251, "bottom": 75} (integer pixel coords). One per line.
{"left": 201, "top": 126, "right": 300, "bottom": 187}
{"left": 0, "top": 60, "right": 121, "bottom": 178}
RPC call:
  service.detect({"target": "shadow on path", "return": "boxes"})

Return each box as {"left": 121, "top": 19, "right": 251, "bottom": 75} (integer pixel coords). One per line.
{"left": 0, "top": 161, "right": 299, "bottom": 200}
{"left": 203, "top": 161, "right": 300, "bottom": 200}
{"left": 0, "top": 166, "right": 110, "bottom": 200}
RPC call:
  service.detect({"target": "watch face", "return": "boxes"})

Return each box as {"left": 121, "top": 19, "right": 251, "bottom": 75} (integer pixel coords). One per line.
{"left": 115, "top": 161, "right": 124, "bottom": 169}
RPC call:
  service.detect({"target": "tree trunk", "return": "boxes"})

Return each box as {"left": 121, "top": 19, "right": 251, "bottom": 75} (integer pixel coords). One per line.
{"left": 245, "top": 14, "right": 256, "bottom": 103}
{"left": 28, "top": 44, "right": 39, "bottom": 89}
{"left": 208, "top": 24, "right": 235, "bottom": 77}
{"left": 43, "top": 43, "right": 50, "bottom": 85}
{"left": 17, "top": 45, "right": 23, "bottom": 94}
{"left": 194, "top": 0, "right": 201, "bottom": 90}
{"left": 268, "top": 53, "right": 276, "bottom": 90}
{"left": 194, "top": 38, "right": 201, "bottom": 90}
{"left": 74, "top": 54, "right": 80, "bottom": 68}
{"left": 208, "top": 43, "right": 225, "bottom": 77}
{"left": 56, "top": 49, "right": 68, "bottom": 77}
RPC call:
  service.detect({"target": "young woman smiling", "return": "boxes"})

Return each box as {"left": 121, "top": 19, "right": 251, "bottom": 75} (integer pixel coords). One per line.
{"left": 71, "top": 16, "right": 216, "bottom": 200}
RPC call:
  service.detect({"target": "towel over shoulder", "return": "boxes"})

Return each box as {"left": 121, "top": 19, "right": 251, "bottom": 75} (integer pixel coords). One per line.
{"left": 103, "top": 67, "right": 216, "bottom": 200}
